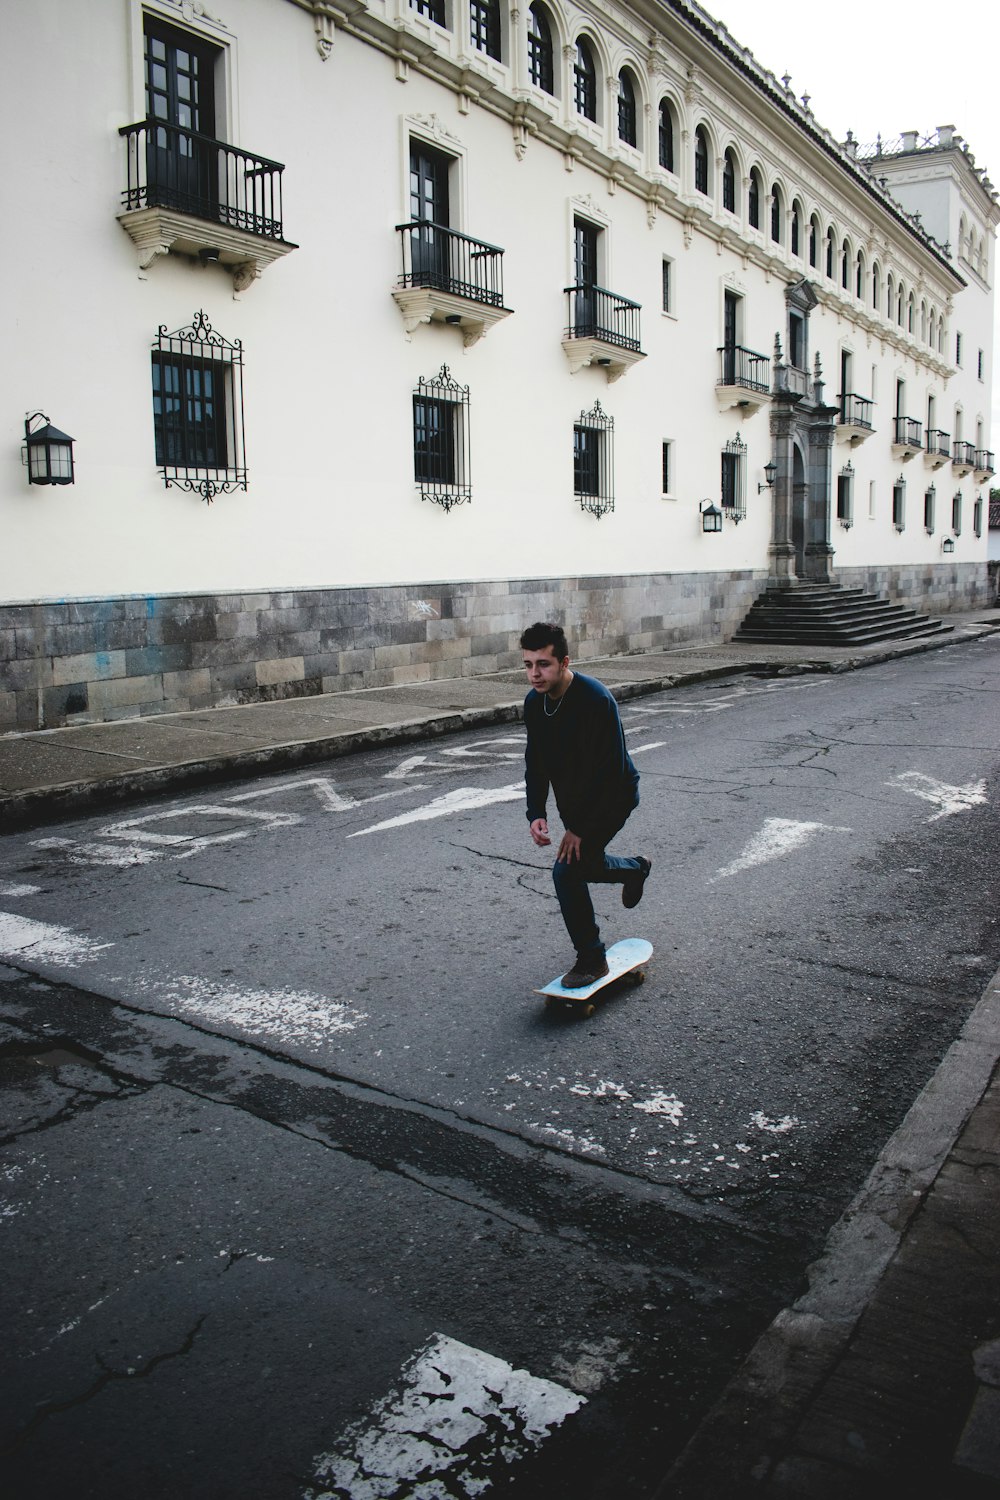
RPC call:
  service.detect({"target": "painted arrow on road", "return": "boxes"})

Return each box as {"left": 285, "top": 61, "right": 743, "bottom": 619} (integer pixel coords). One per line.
{"left": 709, "top": 817, "right": 852, "bottom": 883}
{"left": 348, "top": 781, "right": 526, "bottom": 836}
{"left": 889, "top": 771, "right": 988, "bottom": 821}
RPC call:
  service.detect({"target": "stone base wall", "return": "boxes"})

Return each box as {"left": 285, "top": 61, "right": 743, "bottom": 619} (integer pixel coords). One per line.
{"left": 0, "top": 570, "right": 765, "bottom": 732}
{"left": 835, "top": 560, "right": 990, "bottom": 617}
{"left": 988, "top": 560, "right": 1000, "bottom": 605}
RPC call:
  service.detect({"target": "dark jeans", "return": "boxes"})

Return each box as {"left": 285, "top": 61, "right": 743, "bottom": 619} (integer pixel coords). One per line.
{"left": 551, "top": 799, "right": 642, "bottom": 965}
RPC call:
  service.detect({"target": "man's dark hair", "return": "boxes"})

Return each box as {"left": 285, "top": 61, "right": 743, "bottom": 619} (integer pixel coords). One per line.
{"left": 519, "top": 621, "right": 569, "bottom": 660}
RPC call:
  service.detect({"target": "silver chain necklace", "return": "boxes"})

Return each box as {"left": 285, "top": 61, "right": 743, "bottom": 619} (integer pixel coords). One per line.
{"left": 542, "top": 692, "right": 565, "bottom": 717}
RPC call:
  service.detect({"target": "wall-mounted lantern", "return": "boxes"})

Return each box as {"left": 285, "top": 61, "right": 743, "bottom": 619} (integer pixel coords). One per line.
{"left": 700, "top": 499, "right": 723, "bottom": 533}
{"left": 757, "top": 459, "right": 777, "bottom": 494}
{"left": 23, "top": 411, "right": 75, "bottom": 485}
{"left": 942, "top": 536, "right": 955, "bottom": 554}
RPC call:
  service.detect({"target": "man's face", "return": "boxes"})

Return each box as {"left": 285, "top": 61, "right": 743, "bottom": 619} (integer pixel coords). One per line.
{"left": 523, "top": 646, "right": 569, "bottom": 696}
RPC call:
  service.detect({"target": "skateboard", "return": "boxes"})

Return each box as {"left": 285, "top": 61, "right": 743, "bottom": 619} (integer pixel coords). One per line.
{"left": 536, "top": 938, "right": 653, "bottom": 1017}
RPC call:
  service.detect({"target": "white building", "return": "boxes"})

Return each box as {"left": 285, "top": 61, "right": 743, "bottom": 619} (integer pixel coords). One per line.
{"left": 2, "top": 0, "right": 996, "bottom": 730}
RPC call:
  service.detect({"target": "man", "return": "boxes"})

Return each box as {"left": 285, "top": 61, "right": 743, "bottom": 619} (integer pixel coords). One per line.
{"left": 521, "top": 621, "right": 651, "bottom": 987}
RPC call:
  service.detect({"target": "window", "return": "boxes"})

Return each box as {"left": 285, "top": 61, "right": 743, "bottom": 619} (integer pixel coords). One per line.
{"left": 574, "top": 401, "right": 614, "bottom": 517}
{"left": 791, "top": 202, "right": 801, "bottom": 257}
{"left": 661, "top": 440, "right": 672, "bottom": 496}
{"left": 872, "top": 262, "right": 880, "bottom": 310}
{"left": 722, "top": 151, "right": 736, "bottom": 213}
{"left": 825, "top": 228, "right": 834, "bottom": 279}
{"left": 469, "top": 0, "right": 501, "bottom": 59}
{"left": 748, "top": 170, "right": 760, "bottom": 229}
{"left": 974, "top": 495, "right": 984, "bottom": 537}
{"left": 694, "top": 127, "right": 709, "bottom": 195}
{"left": 892, "top": 477, "right": 906, "bottom": 531}
{"left": 856, "top": 252, "right": 864, "bottom": 300}
{"left": 151, "top": 309, "right": 245, "bottom": 504}
{"left": 617, "top": 71, "right": 637, "bottom": 147}
{"left": 573, "top": 39, "right": 597, "bottom": 121}
{"left": 411, "top": 0, "right": 446, "bottom": 24}
{"left": 809, "top": 215, "right": 819, "bottom": 268}
{"left": 955, "top": 331, "right": 963, "bottom": 366}
{"left": 143, "top": 15, "right": 221, "bottom": 219}
{"left": 788, "top": 310, "right": 805, "bottom": 371}
{"left": 837, "top": 464, "right": 854, "bottom": 527}
{"left": 408, "top": 140, "right": 453, "bottom": 286}
{"left": 841, "top": 238, "right": 849, "bottom": 289}
{"left": 413, "top": 365, "right": 471, "bottom": 511}
{"left": 952, "top": 492, "right": 962, "bottom": 535}
{"left": 661, "top": 257, "right": 673, "bottom": 314}
{"left": 770, "top": 184, "right": 782, "bottom": 244}
{"left": 924, "top": 486, "right": 936, "bottom": 533}
{"left": 720, "top": 434, "right": 747, "bottom": 522}
{"left": 978, "top": 348, "right": 984, "bottom": 380}
{"left": 527, "top": 4, "right": 553, "bottom": 93}
{"left": 658, "top": 99, "right": 675, "bottom": 172}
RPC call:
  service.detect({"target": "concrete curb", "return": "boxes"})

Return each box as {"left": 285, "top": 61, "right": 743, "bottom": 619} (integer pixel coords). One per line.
{"left": 1, "top": 619, "right": 996, "bottom": 835}
{"left": 658, "top": 960, "right": 1000, "bottom": 1497}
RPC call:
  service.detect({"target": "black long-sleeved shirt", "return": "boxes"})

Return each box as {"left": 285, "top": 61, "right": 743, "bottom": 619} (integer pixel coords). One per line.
{"left": 523, "top": 672, "right": 639, "bottom": 838}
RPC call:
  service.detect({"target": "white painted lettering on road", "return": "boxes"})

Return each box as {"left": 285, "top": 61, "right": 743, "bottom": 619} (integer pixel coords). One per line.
{"left": 889, "top": 771, "right": 988, "bottom": 821}
{"left": 308, "top": 1333, "right": 584, "bottom": 1499}
{"left": 0, "top": 911, "right": 113, "bottom": 966}
{"left": 348, "top": 781, "right": 526, "bottom": 837}
{"left": 709, "top": 817, "right": 852, "bottom": 883}
{"left": 384, "top": 736, "right": 525, "bottom": 779}
{"left": 226, "top": 776, "right": 424, "bottom": 813}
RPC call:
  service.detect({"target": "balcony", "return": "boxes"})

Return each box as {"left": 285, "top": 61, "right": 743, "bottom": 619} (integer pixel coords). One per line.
{"left": 562, "top": 285, "right": 645, "bottom": 380}
{"left": 892, "top": 415, "right": 923, "bottom": 459}
{"left": 925, "top": 429, "right": 952, "bottom": 469}
{"left": 716, "top": 344, "right": 771, "bottom": 415}
{"left": 118, "top": 120, "right": 296, "bottom": 289}
{"left": 953, "top": 440, "right": 977, "bottom": 477}
{"left": 974, "top": 449, "right": 995, "bottom": 478}
{"left": 393, "top": 221, "right": 512, "bottom": 346}
{"left": 837, "top": 391, "right": 874, "bottom": 446}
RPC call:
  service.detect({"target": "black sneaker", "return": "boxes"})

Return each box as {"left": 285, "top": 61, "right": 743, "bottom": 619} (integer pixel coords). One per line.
{"left": 561, "top": 956, "right": 610, "bottom": 989}
{"left": 622, "top": 857, "right": 651, "bottom": 910}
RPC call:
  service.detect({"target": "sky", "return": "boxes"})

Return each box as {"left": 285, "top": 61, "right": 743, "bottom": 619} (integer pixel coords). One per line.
{"left": 699, "top": 0, "right": 1000, "bottom": 441}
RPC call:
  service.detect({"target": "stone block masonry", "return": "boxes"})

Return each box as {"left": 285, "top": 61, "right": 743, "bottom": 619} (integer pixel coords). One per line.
{"left": 0, "top": 563, "right": 981, "bottom": 731}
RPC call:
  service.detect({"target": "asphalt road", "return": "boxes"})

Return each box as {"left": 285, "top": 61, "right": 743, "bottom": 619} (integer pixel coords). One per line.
{"left": 2, "top": 636, "right": 999, "bottom": 1498}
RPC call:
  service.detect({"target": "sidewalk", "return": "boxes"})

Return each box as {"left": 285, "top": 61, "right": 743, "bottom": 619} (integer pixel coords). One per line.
{"left": 3, "top": 607, "right": 999, "bottom": 835}
{"left": 3, "top": 609, "right": 1000, "bottom": 1498}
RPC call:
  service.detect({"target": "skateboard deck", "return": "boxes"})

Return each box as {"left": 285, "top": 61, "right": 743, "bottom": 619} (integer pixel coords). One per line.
{"left": 536, "top": 938, "right": 653, "bottom": 1016}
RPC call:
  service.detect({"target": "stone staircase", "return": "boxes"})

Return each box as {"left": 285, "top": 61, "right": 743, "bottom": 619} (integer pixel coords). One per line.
{"left": 735, "top": 584, "right": 953, "bottom": 647}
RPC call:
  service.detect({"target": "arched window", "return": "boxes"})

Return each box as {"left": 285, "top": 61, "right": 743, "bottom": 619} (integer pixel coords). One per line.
{"left": 825, "top": 228, "right": 834, "bottom": 279}
{"left": 855, "top": 250, "right": 864, "bottom": 299}
{"left": 723, "top": 150, "right": 736, "bottom": 213}
{"left": 658, "top": 99, "right": 675, "bottom": 172}
{"left": 770, "top": 183, "right": 782, "bottom": 243}
{"left": 748, "top": 169, "right": 761, "bottom": 229}
{"left": 872, "top": 261, "right": 880, "bottom": 310}
{"left": 527, "top": 3, "right": 554, "bottom": 94}
{"left": 791, "top": 201, "right": 802, "bottom": 257}
{"left": 841, "top": 238, "right": 849, "bottom": 289}
{"left": 694, "top": 125, "right": 710, "bottom": 195}
{"left": 573, "top": 38, "right": 596, "bottom": 121}
{"left": 907, "top": 292, "right": 915, "bottom": 333}
{"left": 809, "top": 215, "right": 819, "bottom": 268}
{"left": 617, "top": 70, "right": 637, "bottom": 147}
{"left": 886, "top": 273, "right": 894, "bottom": 320}
{"left": 897, "top": 282, "right": 904, "bottom": 325}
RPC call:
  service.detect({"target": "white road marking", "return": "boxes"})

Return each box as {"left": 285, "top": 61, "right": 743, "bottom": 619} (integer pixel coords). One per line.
{"left": 33, "top": 836, "right": 162, "bottom": 867}
{"left": 226, "top": 777, "right": 422, "bottom": 812}
{"left": 889, "top": 771, "right": 988, "bottom": 821}
{"left": 0, "top": 883, "right": 41, "bottom": 897}
{"left": 0, "top": 911, "right": 113, "bottom": 966}
{"left": 623, "top": 680, "right": 822, "bottom": 716}
{"left": 348, "top": 781, "right": 526, "bottom": 837}
{"left": 629, "top": 741, "right": 667, "bottom": 754}
{"left": 123, "top": 972, "right": 367, "bottom": 1051}
{"left": 308, "top": 1333, "right": 584, "bottom": 1498}
{"left": 384, "top": 737, "right": 525, "bottom": 779}
{"left": 709, "top": 817, "right": 851, "bottom": 883}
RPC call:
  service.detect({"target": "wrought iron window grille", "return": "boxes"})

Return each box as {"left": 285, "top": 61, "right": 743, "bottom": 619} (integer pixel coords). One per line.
{"left": 721, "top": 434, "right": 747, "bottom": 522}
{"left": 413, "top": 365, "right": 471, "bottom": 512}
{"left": 837, "top": 462, "right": 854, "bottom": 528}
{"left": 924, "top": 485, "right": 936, "bottom": 533}
{"left": 573, "top": 401, "right": 614, "bottom": 518}
{"left": 151, "top": 310, "right": 246, "bottom": 504}
{"left": 892, "top": 476, "right": 906, "bottom": 531}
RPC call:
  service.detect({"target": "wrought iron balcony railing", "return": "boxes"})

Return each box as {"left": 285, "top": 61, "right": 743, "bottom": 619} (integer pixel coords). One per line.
{"left": 953, "top": 440, "right": 977, "bottom": 467}
{"left": 564, "top": 284, "right": 642, "bottom": 352}
{"left": 975, "top": 449, "right": 995, "bottom": 474}
{"left": 838, "top": 392, "right": 874, "bottom": 429}
{"left": 894, "top": 416, "right": 923, "bottom": 449}
{"left": 397, "top": 221, "right": 506, "bottom": 309}
{"left": 926, "top": 428, "right": 951, "bottom": 458}
{"left": 717, "top": 344, "right": 770, "bottom": 395}
{"left": 120, "top": 120, "right": 287, "bottom": 240}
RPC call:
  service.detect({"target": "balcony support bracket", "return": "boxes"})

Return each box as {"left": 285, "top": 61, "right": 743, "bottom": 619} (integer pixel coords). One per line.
{"left": 562, "top": 336, "right": 645, "bottom": 381}
{"left": 117, "top": 206, "right": 296, "bottom": 288}
{"left": 391, "top": 285, "right": 511, "bottom": 346}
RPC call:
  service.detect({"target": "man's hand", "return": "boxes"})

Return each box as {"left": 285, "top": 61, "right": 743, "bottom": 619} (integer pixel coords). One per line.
{"left": 529, "top": 818, "right": 551, "bottom": 847}
{"left": 556, "top": 830, "right": 583, "bottom": 864}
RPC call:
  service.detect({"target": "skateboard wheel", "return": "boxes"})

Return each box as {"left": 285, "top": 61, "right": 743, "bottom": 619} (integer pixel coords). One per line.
{"left": 581, "top": 1003, "right": 596, "bottom": 1018}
